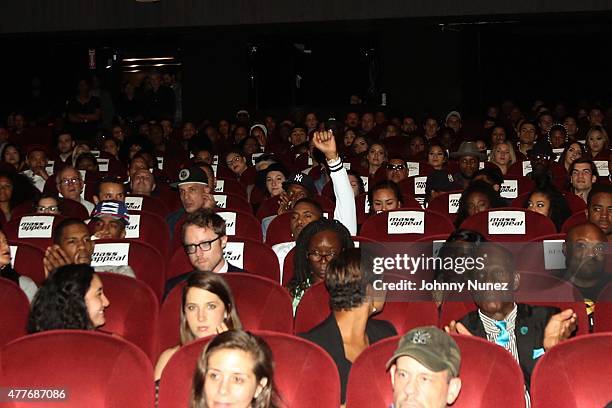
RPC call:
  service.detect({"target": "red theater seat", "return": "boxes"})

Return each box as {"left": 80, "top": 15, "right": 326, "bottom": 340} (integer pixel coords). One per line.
{"left": 0, "top": 278, "right": 29, "bottom": 348}
{"left": 213, "top": 192, "right": 253, "bottom": 213}
{"left": 159, "top": 330, "right": 340, "bottom": 408}
{"left": 561, "top": 211, "right": 588, "bottom": 233}
{"left": 459, "top": 208, "right": 557, "bottom": 242}
{"left": 98, "top": 272, "right": 159, "bottom": 361}
{"left": 425, "top": 190, "right": 464, "bottom": 222}
{"left": 158, "top": 273, "right": 293, "bottom": 352}
{"left": 360, "top": 208, "right": 454, "bottom": 242}
{"left": 3, "top": 214, "right": 66, "bottom": 251}
{"left": 9, "top": 240, "right": 46, "bottom": 285}
{"left": 354, "top": 193, "right": 422, "bottom": 226}
{"left": 124, "top": 194, "right": 170, "bottom": 218}
{"left": 531, "top": 333, "right": 612, "bottom": 407}
{"left": 594, "top": 282, "right": 612, "bottom": 333}
{"left": 344, "top": 334, "right": 525, "bottom": 408}
{"left": 515, "top": 234, "right": 567, "bottom": 275}
{"left": 265, "top": 212, "right": 294, "bottom": 246}
{"left": 215, "top": 177, "right": 247, "bottom": 198}
{"left": 0, "top": 330, "right": 154, "bottom": 408}
{"left": 126, "top": 210, "right": 170, "bottom": 258}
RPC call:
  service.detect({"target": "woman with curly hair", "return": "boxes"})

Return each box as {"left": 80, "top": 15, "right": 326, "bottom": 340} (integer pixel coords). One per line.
{"left": 453, "top": 181, "right": 504, "bottom": 229}
{"left": 287, "top": 218, "right": 354, "bottom": 311}
{"left": 27, "top": 264, "right": 109, "bottom": 333}
{"left": 523, "top": 179, "right": 572, "bottom": 232}
{"left": 190, "top": 330, "right": 281, "bottom": 408}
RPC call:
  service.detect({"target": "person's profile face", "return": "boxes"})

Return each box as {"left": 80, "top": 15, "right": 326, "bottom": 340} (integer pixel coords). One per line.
{"left": 348, "top": 174, "right": 361, "bottom": 197}
{"left": 588, "top": 192, "right": 612, "bottom": 236}
{"left": 0, "top": 176, "right": 13, "bottom": 203}
{"left": 290, "top": 202, "right": 322, "bottom": 239}
{"left": 183, "top": 225, "right": 226, "bottom": 272}
{"left": 59, "top": 223, "right": 94, "bottom": 264}
{"left": 184, "top": 287, "right": 226, "bottom": 339}
{"left": 352, "top": 137, "right": 368, "bottom": 154}
{"left": 84, "top": 274, "right": 110, "bottom": 328}
{"left": 391, "top": 356, "right": 459, "bottom": 408}
{"left": 204, "top": 348, "right": 265, "bottom": 408}
{"left": 564, "top": 143, "right": 582, "bottom": 166}
{"left": 372, "top": 188, "right": 400, "bottom": 213}
{"left": 307, "top": 230, "right": 342, "bottom": 282}
{"left": 0, "top": 231, "right": 11, "bottom": 267}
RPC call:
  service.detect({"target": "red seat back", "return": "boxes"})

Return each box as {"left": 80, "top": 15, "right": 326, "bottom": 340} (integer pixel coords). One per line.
{"left": 213, "top": 192, "right": 253, "bottom": 213}
{"left": 531, "top": 333, "right": 612, "bottom": 407}
{"left": 0, "top": 330, "right": 154, "bottom": 408}
{"left": 265, "top": 212, "right": 294, "bottom": 246}
{"left": 360, "top": 208, "right": 454, "bottom": 242}
{"left": 426, "top": 190, "right": 464, "bottom": 222}
{"left": 126, "top": 211, "right": 170, "bottom": 258}
{"left": 98, "top": 272, "right": 159, "bottom": 361}
{"left": 0, "top": 278, "right": 29, "bottom": 348}
{"left": 158, "top": 330, "right": 341, "bottom": 408}
{"left": 124, "top": 194, "right": 170, "bottom": 218}
{"left": 215, "top": 177, "right": 247, "bottom": 199}
{"left": 3, "top": 214, "right": 66, "bottom": 251}
{"left": 561, "top": 211, "right": 588, "bottom": 233}
{"left": 459, "top": 208, "right": 557, "bottom": 242}
{"left": 594, "top": 282, "right": 612, "bottom": 333}
{"left": 9, "top": 240, "right": 46, "bottom": 285}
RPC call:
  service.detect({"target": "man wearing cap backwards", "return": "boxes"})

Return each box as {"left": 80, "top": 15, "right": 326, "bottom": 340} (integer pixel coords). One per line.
{"left": 22, "top": 145, "right": 50, "bottom": 192}
{"left": 165, "top": 166, "right": 216, "bottom": 240}
{"left": 387, "top": 326, "right": 462, "bottom": 408}
{"left": 449, "top": 141, "right": 487, "bottom": 189}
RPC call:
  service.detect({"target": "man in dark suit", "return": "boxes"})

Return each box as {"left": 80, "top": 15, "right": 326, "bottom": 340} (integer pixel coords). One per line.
{"left": 445, "top": 243, "right": 577, "bottom": 389}
{"left": 164, "top": 209, "right": 242, "bottom": 297}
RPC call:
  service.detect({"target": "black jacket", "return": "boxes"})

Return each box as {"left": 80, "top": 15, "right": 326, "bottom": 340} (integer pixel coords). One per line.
{"left": 459, "top": 303, "right": 559, "bottom": 389}
{"left": 299, "top": 314, "right": 397, "bottom": 403}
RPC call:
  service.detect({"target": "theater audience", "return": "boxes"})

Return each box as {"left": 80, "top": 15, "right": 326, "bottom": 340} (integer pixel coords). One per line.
{"left": 155, "top": 270, "right": 241, "bottom": 380}
{"left": 190, "top": 330, "right": 281, "bottom": 408}
{"left": 300, "top": 248, "right": 396, "bottom": 404}
{"left": 28, "top": 264, "right": 109, "bottom": 333}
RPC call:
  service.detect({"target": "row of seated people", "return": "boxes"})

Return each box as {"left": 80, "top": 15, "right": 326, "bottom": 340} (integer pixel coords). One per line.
{"left": 1, "top": 240, "right": 611, "bottom": 407}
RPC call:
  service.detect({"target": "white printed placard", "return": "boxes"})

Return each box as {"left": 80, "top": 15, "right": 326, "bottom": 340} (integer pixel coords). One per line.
{"left": 215, "top": 180, "right": 225, "bottom": 193}
{"left": 322, "top": 212, "right": 329, "bottom": 219}
{"left": 212, "top": 164, "right": 218, "bottom": 176}
{"left": 364, "top": 197, "right": 370, "bottom": 214}
{"left": 46, "top": 160, "right": 55, "bottom": 176}
{"left": 97, "top": 158, "right": 109, "bottom": 172}
{"left": 213, "top": 155, "right": 219, "bottom": 165}
{"left": 18, "top": 216, "right": 54, "bottom": 238}
{"left": 500, "top": 179, "right": 518, "bottom": 199}
{"left": 522, "top": 161, "right": 532, "bottom": 176}
{"left": 9, "top": 246, "right": 17, "bottom": 268}
{"left": 594, "top": 161, "right": 609, "bottom": 177}
{"left": 448, "top": 193, "right": 461, "bottom": 214}
{"left": 406, "top": 162, "right": 420, "bottom": 177}
{"left": 251, "top": 152, "right": 264, "bottom": 166}
{"left": 414, "top": 176, "right": 427, "bottom": 195}
{"left": 479, "top": 162, "right": 485, "bottom": 170}
{"left": 90, "top": 150, "right": 101, "bottom": 158}
{"left": 307, "top": 156, "right": 313, "bottom": 166}
{"left": 543, "top": 240, "right": 566, "bottom": 270}
{"left": 214, "top": 195, "right": 227, "bottom": 209}
{"left": 342, "top": 163, "right": 351, "bottom": 170}
{"left": 553, "top": 148, "right": 564, "bottom": 162}
{"left": 217, "top": 211, "right": 237, "bottom": 236}
{"left": 488, "top": 211, "right": 526, "bottom": 235}
{"left": 125, "top": 196, "right": 144, "bottom": 212}
{"left": 223, "top": 242, "right": 244, "bottom": 269}
{"left": 79, "top": 170, "right": 86, "bottom": 180}
{"left": 125, "top": 214, "right": 141, "bottom": 238}
{"left": 387, "top": 211, "right": 425, "bottom": 234}
{"left": 360, "top": 176, "right": 369, "bottom": 193}
{"left": 157, "top": 156, "right": 164, "bottom": 170}
{"left": 91, "top": 242, "right": 130, "bottom": 267}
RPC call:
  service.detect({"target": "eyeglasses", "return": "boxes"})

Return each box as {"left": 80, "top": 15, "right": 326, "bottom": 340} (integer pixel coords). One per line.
{"left": 386, "top": 164, "right": 406, "bottom": 171}
{"left": 59, "top": 177, "right": 81, "bottom": 185}
{"left": 226, "top": 156, "right": 242, "bottom": 167}
{"left": 183, "top": 236, "right": 222, "bottom": 254}
{"left": 307, "top": 251, "right": 338, "bottom": 262}
{"left": 37, "top": 205, "right": 59, "bottom": 213}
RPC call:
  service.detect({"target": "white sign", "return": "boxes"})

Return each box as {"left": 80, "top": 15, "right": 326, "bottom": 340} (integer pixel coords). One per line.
{"left": 448, "top": 193, "right": 461, "bottom": 214}
{"left": 406, "top": 162, "right": 419, "bottom": 177}
{"left": 364, "top": 197, "right": 370, "bottom": 214}
{"left": 215, "top": 180, "right": 225, "bottom": 193}
{"left": 79, "top": 170, "right": 86, "bottom": 180}
{"left": 90, "top": 150, "right": 101, "bottom": 158}
{"left": 360, "top": 176, "right": 369, "bottom": 192}
{"left": 217, "top": 211, "right": 237, "bottom": 236}
{"left": 522, "top": 161, "right": 532, "bottom": 176}
{"left": 479, "top": 162, "right": 485, "bottom": 170}
{"left": 553, "top": 148, "right": 564, "bottom": 162}
{"left": 18, "top": 216, "right": 54, "bottom": 238}
{"left": 387, "top": 211, "right": 425, "bottom": 234}
{"left": 46, "top": 160, "right": 55, "bottom": 176}
{"left": 488, "top": 211, "right": 526, "bottom": 235}
{"left": 9, "top": 245, "right": 17, "bottom": 268}
{"left": 97, "top": 158, "right": 109, "bottom": 172}
{"left": 251, "top": 152, "right": 264, "bottom": 165}
{"left": 543, "top": 240, "right": 566, "bottom": 270}
{"left": 414, "top": 176, "right": 427, "bottom": 195}
{"left": 223, "top": 242, "right": 244, "bottom": 269}
{"left": 500, "top": 180, "right": 519, "bottom": 199}
{"left": 212, "top": 164, "right": 218, "bottom": 176}
{"left": 91, "top": 243, "right": 130, "bottom": 267}
{"left": 213, "top": 155, "right": 219, "bottom": 165}
{"left": 214, "top": 194, "right": 227, "bottom": 209}
{"left": 342, "top": 163, "right": 351, "bottom": 170}
{"left": 125, "top": 196, "right": 144, "bottom": 212}
{"left": 157, "top": 156, "right": 164, "bottom": 170}
{"left": 594, "top": 161, "right": 609, "bottom": 177}
{"left": 308, "top": 156, "right": 313, "bottom": 166}
{"left": 125, "top": 214, "right": 141, "bottom": 238}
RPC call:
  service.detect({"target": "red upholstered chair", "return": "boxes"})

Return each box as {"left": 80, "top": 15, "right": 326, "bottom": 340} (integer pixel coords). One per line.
{"left": 499, "top": 176, "right": 536, "bottom": 201}
{"left": 214, "top": 177, "right": 247, "bottom": 199}
{"left": 439, "top": 301, "right": 478, "bottom": 329}
{"left": 531, "top": 333, "right": 612, "bottom": 407}
{"left": 213, "top": 192, "right": 253, "bottom": 213}
{"left": 126, "top": 210, "right": 170, "bottom": 258}
{"left": 9, "top": 240, "right": 46, "bottom": 285}
{"left": 0, "top": 278, "right": 29, "bottom": 348}
{"left": 265, "top": 212, "right": 294, "bottom": 246}
{"left": 360, "top": 208, "right": 454, "bottom": 242}
{"left": 354, "top": 193, "right": 422, "bottom": 226}
{"left": 3, "top": 214, "right": 66, "bottom": 251}
{"left": 0, "top": 330, "right": 154, "bottom": 408}
{"left": 158, "top": 273, "right": 293, "bottom": 353}
{"left": 459, "top": 208, "right": 557, "bottom": 242}
{"left": 159, "top": 330, "right": 341, "bottom": 408}
{"left": 166, "top": 237, "right": 280, "bottom": 282}
{"left": 344, "top": 333, "right": 525, "bottom": 408}
{"left": 124, "top": 194, "right": 170, "bottom": 218}
{"left": 515, "top": 234, "right": 567, "bottom": 275}
{"left": 98, "top": 272, "right": 159, "bottom": 361}
{"left": 561, "top": 211, "right": 588, "bottom": 233}
{"left": 92, "top": 239, "right": 165, "bottom": 302}
{"left": 425, "top": 190, "right": 464, "bottom": 222}
{"left": 594, "top": 282, "right": 612, "bottom": 333}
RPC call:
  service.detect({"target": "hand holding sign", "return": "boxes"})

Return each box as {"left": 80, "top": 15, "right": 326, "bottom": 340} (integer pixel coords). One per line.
{"left": 312, "top": 130, "right": 338, "bottom": 161}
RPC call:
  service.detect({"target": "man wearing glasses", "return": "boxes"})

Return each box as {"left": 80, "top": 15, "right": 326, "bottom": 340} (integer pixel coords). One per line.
{"left": 55, "top": 165, "right": 94, "bottom": 214}
{"left": 164, "top": 209, "right": 243, "bottom": 297}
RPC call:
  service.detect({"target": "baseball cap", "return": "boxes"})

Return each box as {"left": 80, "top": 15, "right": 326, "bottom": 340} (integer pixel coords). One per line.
{"left": 445, "top": 110, "right": 462, "bottom": 123}
{"left": 386, "top": 326, "right": 461, "bottom": 377}
{"left": 282, "top": 172, "right": 316, "bottom": 195}
{"left": 170, "top": 166, "right": 209, "bottom": 188}
{"left": 91, "top": 200, "right": 130, "bottom": 225}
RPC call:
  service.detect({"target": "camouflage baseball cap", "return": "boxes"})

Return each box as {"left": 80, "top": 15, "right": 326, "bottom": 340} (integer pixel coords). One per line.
{"left": 386, "top": 326, "right": 461, "bottom": 377}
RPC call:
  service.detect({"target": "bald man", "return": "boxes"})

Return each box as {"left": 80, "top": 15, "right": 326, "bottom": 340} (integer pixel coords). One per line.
{"left": 563, "top": 222, "right": 609, "bottom": 329}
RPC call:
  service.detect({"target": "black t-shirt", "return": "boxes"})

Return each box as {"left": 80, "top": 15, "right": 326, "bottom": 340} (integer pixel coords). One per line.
{"left": 66, "top": 95, "right": 101, "bottom": 140}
